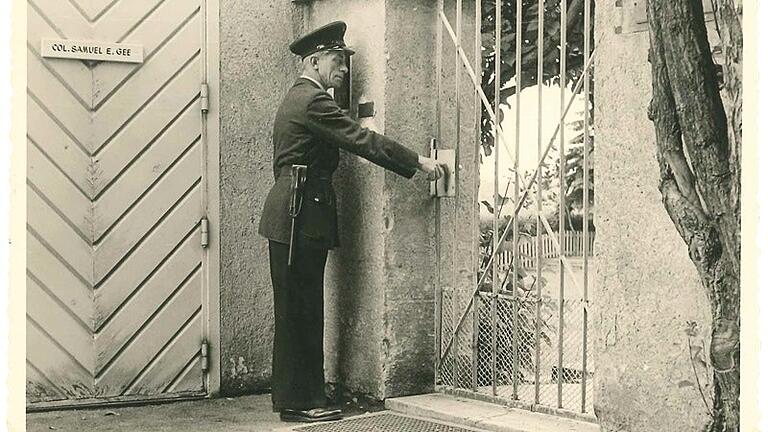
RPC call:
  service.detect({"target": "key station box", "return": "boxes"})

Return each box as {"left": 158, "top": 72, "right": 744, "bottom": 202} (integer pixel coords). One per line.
{"left": 429, "top": 142, "right": 455, "bottom": 198}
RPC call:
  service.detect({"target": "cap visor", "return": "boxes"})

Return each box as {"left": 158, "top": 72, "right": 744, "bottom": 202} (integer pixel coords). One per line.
{"left": 327, "top": 46, "right": 355, "bottom": 56}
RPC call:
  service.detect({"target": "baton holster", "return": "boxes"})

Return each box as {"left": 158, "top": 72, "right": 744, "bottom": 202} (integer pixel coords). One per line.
{"left": 287, "top": 164, "right": 307, "bottom": 266}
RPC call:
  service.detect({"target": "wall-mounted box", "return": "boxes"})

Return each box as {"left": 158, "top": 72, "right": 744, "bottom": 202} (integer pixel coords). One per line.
{"left": 358, "top": 101, "right": 375, "bottom": 118}
{"left": 617, "top": 0, "right": 715, "bottom": 34}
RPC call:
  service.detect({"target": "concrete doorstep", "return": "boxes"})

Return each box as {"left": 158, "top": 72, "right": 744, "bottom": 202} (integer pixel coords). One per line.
{"left": 385, "top": 393, "right": 600, "bottom": 432}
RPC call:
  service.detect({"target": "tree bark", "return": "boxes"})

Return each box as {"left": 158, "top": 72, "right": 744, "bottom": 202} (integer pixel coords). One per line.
{"left": 712, "top": 0, "right": 742, "bottom": 226}
{"left": 646, "top": 0, "right": 740, "bottom": 430}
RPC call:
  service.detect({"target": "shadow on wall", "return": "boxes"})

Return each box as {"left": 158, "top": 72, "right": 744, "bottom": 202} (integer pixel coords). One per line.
{"left": 326, "top": 152, "right": 377, "bottom": 388}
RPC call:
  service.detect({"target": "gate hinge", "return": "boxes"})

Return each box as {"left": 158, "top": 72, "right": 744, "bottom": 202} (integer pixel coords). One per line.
{"left": 200, "top": 83, "right": 209, "bottom": 114}
{"left": 200, "top": 217, "right": 209, "bottom": 248}
{"left": 200, "top": 340, "right": 210, "bottom": 372}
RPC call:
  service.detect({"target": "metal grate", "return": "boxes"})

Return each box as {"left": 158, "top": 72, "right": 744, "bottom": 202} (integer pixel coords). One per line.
{"left": 432, "top": 0, "right": 596, "bottom": 420}
{"left": 292, "top": 413, "right": 481, "bottom": 432}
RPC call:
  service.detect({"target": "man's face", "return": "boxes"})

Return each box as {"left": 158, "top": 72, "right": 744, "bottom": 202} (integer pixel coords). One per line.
{"left": 315, "top": 51, "right": 348, "bottom": 90}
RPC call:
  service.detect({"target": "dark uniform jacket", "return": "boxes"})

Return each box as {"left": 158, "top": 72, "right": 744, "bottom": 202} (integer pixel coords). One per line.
{"left": 258, "top": 77, "right": 421, "bottom": 249}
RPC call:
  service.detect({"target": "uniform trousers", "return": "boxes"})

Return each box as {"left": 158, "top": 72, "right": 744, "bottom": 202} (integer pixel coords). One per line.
{"left": 268, "top": 239, "right": 329, "bottom": 411}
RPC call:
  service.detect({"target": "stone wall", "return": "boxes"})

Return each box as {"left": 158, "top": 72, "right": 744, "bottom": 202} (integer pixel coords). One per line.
{"left": 218, "top": 0, "right": 304, "bottom": 395}
{"left": 592, "top": 1, "right": 713, "bottom": 429}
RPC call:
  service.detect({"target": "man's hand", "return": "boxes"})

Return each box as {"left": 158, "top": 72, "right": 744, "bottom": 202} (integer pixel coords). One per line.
{"left": 418, "top": 155, "right": 450, "bottom": 181}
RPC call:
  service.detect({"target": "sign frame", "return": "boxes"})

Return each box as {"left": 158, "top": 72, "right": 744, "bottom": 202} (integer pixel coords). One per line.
{"left": 40, "top": 38, "right": 144, "bottom": 64}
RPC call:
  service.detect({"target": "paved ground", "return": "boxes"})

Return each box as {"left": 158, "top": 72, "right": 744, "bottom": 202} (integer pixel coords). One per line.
{"left": 27, "top": 393, "right": 599, "bottom": 432}
{"left": 26, "top": 394, "right": 382, "bottom": 432}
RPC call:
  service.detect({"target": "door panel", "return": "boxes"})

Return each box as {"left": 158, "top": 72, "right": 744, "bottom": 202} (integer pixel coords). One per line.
{"left": 26, "top": 0, "right": 207, "bottom": 405}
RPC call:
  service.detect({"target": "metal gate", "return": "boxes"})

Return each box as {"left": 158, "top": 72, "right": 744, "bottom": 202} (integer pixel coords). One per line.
{"left": 26, "top": 0, "right": 220, "bottom": 407}
{"left": 433, "top": 0, "right": 596, "bottom": 419}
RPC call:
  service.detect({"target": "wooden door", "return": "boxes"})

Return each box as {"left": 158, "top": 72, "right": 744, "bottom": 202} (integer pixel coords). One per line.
{"left": 26, "top": 0, "right": 212, "bottom": 405}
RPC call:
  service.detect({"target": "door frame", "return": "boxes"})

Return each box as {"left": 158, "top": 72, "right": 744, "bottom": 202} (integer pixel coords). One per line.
{"left": 202, "top": 0, "right": 221, "bottom": 397}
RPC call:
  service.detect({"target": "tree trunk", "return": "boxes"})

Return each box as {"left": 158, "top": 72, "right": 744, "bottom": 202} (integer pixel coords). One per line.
{"left": 646, "top": 0, "right": 741, "bottom": 430}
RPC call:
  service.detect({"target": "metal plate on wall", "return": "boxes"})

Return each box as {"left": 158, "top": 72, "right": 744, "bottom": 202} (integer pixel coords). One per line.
{"left": 429, "top": 149, "right": 456, "bottom": 198}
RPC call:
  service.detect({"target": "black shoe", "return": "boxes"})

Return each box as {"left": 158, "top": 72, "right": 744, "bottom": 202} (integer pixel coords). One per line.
{"left": 279, "top": 408, "right": 343, "bottom": 423}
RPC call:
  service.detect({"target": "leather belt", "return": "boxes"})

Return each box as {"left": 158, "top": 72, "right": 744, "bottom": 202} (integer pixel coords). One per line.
{"left": 278, "top": 165, "right": 331, "bottom": 181}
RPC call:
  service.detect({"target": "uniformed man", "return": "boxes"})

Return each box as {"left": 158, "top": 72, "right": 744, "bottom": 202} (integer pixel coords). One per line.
{"left": 258, "top": 21, "right": 448, "bottom": 423}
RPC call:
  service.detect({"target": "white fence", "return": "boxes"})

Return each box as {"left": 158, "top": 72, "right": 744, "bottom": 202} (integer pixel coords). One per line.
{"left": 499, "top": 231, "right": 595, "bottom": 269}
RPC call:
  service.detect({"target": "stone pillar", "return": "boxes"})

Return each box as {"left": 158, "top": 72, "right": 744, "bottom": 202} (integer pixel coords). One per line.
{"left": 308, "top": 0, "right": 478, "bottom": 399}
{"left": 593, "top": 0, "right": 713, "bottom": 429}
{"left": 381, "top": 0, "right": 463, "bottom": 397}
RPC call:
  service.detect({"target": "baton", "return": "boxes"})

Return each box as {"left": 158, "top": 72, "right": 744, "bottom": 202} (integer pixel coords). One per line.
{"left": 287, "top": 164, "right": 307, "bottom": 266}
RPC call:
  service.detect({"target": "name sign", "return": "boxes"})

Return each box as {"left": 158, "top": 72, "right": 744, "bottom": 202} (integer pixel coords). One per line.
{"left": 41, "top": 39, "right": 143, "bottom": 64}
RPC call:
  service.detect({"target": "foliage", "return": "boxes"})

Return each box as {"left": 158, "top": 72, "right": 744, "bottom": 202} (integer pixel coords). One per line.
{"left": 477, "top": 0, "right": 596, "bottom": 232}
{"left": 479, "top": 0, "right": 594, "bottom": 155}
{"left": 479, "top": 141, "right": 594, "bottom": 233}
{"left": 552, "top": 117, "right": 595, "bottom": 231}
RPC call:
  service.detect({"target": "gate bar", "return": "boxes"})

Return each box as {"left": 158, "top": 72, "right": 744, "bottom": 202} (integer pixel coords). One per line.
{"left": 533, "top": 0, "right": 545, "bottom": 404}
{"left": 557, "top": 0, "right": 567, "bottom": 408}
{"left": 491, "top": 0, "right": 502, "bottom": 397}
{"left": 453, "top": 0, "right": 462, "bottom": 389}
{"left": 512, "top": 0, "right": 523, "bottom": 400}
{"left": 437, "top": 48, "right": 597, "bottom": 367}
{"left": 471, "top": 0, "right": 482, "bottom": 393}
{"left": 581, "top": 0, "right": 592, "bottom": 413}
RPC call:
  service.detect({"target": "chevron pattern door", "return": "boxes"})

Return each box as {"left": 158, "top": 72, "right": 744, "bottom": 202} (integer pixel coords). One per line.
{"left": 26, "top": 0, "right": 211, "bottom": 405}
